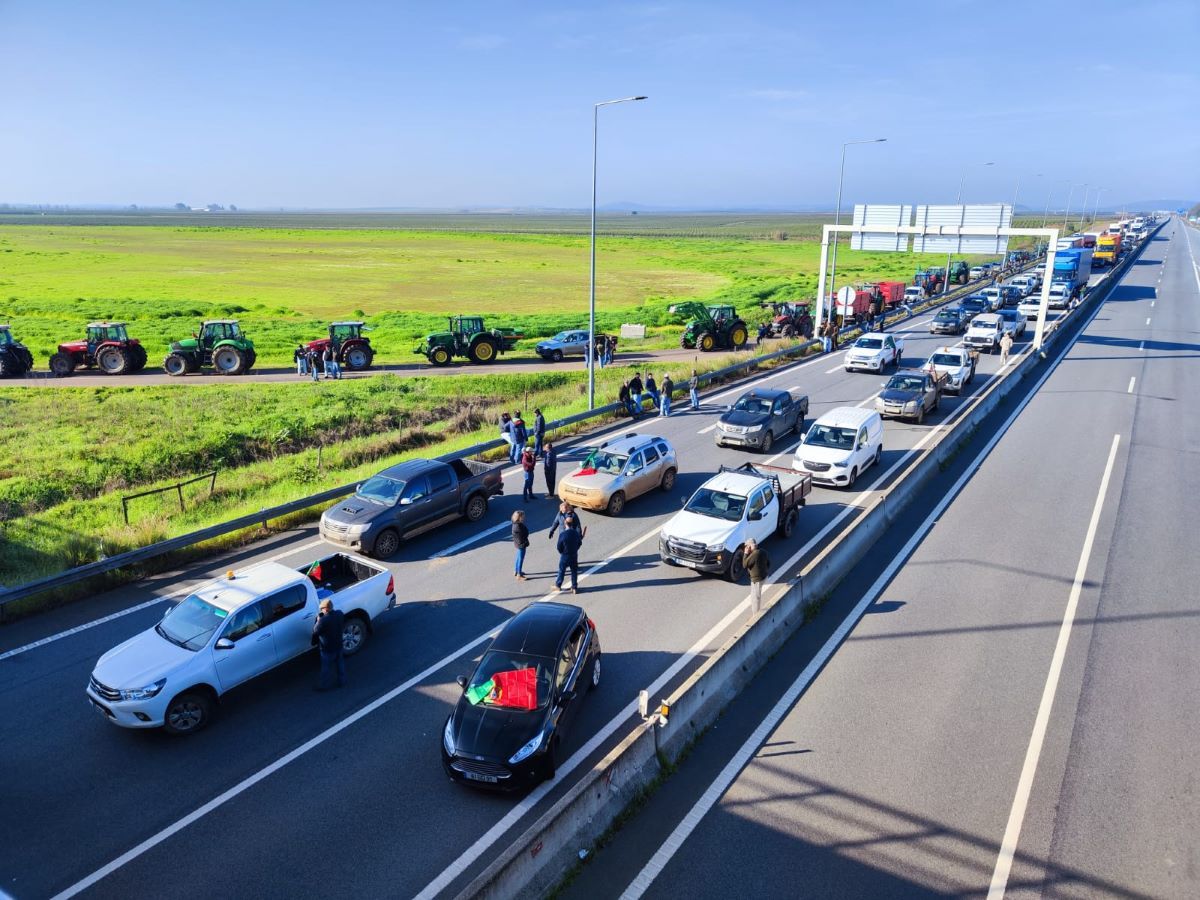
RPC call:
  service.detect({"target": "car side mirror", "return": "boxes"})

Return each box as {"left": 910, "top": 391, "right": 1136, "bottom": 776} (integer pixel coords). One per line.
{"left": 456, "top": 675, "right": 468, "bottom": 688}
{"left": 215, "top": 638, "right": 235, "bottom": 650}
{"left": 748, "top": 511, "right": 763, "bottom": 521}
{"left": 774, "top": 410, "right": 784, "bottom": 416}
{"left": 399, "top": 497, "right": 413, "bottom": 506}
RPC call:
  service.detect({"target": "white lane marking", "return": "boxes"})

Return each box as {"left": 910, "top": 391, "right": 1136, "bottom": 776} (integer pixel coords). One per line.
{"left": 620, "top": 319, "right": 1123, "bottom": 900}
{"left": 697, "top": 423, "right": 718, "bottom": 434}
{"left": 824, "top": 364, "right": 843, "bottom": 374}
{"left": 1127, "top": 377, "right": 1136, "bottom": 394}
{"left": 1145, "top": 317, "right": 1152, "bottom": 326}
{"left": 428, "top": 520, "right": 511, "bottom": 559}
{"left": 415, "top": 597, "right": 753, "bottom": 900}
{"left": 987, "top": 434, "right": 1121, "bottom": 899}
{"left": 1150, "top": 300, "right": 1155, "bottom": 307}
{"left": 51, "top": 621, "right": 501, "bottom": 900}
{"left": 0, "top": 538, "right": 326, "bottom": 662}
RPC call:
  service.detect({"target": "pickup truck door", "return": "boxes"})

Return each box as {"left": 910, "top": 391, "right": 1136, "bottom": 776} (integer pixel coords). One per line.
{"left": 883, "top": 336, "right": 898, "bottom": 364}
{"left": 773, "top": 395, "right": 797, "bottom": 433}
{"left": 263, "top": 583, "right": 316, "bottom": 662}
{"left": 424, "top": 465, "right": 459, "bottom": 523}
{"left": 396, "top": 474, "right": 434, "bottom": 530}
{"left": 746, "top": 485, "right": 777, "bottom": 544}
{"left": 213, "top": 599, "right": 279, "bottom": 691}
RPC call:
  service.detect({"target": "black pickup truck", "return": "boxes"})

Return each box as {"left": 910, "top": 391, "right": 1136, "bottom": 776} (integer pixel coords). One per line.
{"left": 319, "top": 457, "right": 503, "bottom": 558}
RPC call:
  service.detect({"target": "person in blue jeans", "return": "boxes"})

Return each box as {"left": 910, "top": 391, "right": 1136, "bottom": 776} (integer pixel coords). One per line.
{"left": 660, "top": 374, "right": 673, "bottom": 417}
{"left": 554, "top": 515, "right": 585, "bottom": 594}
{"left": 521, "top": 447, "right": 536, "bottom": 501}
{"left": 688, "top": 370, "right": 700, "bottom": 410}
{"left": 511, "top": 510, "right": 529, "bottom": 580}
{"left": 311, "top": 600, "right": 346, "bottom": 690}
{"left": 511, "top": 412, "right": 528, "bottom": 465}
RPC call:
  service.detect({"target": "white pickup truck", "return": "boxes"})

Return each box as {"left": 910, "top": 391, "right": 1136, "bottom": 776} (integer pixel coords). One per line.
{"left": 844, "top": 332, "right": 905, "bottom": 374}
{"left": 923, "top": 345, "right": 977, "bottom": 394}
{"left": 86, "top": 554, "right": 395, "bottom": 734}
{"left": 659, "top": 462, "right": 811, "bottom": 581}
{"left": 964, "top": 313, "right": 1004, "bottom": 353}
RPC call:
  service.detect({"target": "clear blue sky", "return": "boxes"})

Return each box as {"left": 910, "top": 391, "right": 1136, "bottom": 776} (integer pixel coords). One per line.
{"left": 2, "top": 0, "right": 1195, "bottom": 210}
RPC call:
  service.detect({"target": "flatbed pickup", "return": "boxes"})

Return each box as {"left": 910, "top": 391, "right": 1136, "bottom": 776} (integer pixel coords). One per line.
{"left": 718, "top": 461, "right": 813, "bottom": 515}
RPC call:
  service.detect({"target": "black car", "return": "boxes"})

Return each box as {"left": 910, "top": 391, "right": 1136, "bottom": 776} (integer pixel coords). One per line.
{"left": 957, "top": 297, "right": 990, "bottom": 320}
{"left": 928, "top": 308, "right": 966, "bottom": 335}
{"left": 442, "top": 602, "right": 601, "bottom": 791}
{"left": 1000, "top": 285, "right": 1023, "bottom": 307}
{"left": 715, "top": 388, "right": 809, "bottom": 453}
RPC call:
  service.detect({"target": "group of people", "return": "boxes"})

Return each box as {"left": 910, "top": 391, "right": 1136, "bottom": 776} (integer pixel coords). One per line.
{"left": 294, "top": 344, "right": 342, "bottom": 381}
{"left": 617, "top": 371, "right": 677, "bottom": 419}
{"left": 499, "top": 409, "right": 560, "bottom": 503}
{"left": 511, "top": 500, "right": 589, "bottom": 592}
{"left": 593, "top": 335, "right": 618, "bottom": 368}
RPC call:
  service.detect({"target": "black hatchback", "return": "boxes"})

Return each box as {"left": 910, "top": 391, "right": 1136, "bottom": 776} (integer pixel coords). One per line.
{"left": 442, "top": 602, "right": 601, "bottom": 790}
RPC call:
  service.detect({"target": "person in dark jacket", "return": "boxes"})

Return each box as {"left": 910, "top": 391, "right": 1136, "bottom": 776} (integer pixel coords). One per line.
{"left": 307, "top": 347, "right": 321, "bottom": 381}
{"left": 645, "top": 373, "right": 659, "bottom": 409}
{"left": 619, "top": 381, "right": 639, "bottom": 419}
{"left": 532, "top": 409, "right": 546, "bottom": 460}
{"left": 743, "top": 539, "right": 770, "bottom": 613}
{"left": 295, "top": 344, "right": 308, "bottom": 376}
{"left": 311, "top": 599, "right": 346, "bottom": 690}
{"left": 543, "top": 440, "right": 557, "bottom": 498}
{"left": 521, "top": 446, "right": 536, "bottom": 501}
{"left": 660, "top": 374, "right": 674, "bottom": 417}
{"left": 511, "top": 510, "right": 529, "bottom": 580}
{"left": 629, "top": 374, "right": 644, "bottom": 413}
{"left": 548, "top": 500, "right": 576, "bottom": 539}
{"left": 511, "top": 412, "right": 528, "bottom": 465}
{"left": 555, "top": 516, "right": 585, "bottom": 593}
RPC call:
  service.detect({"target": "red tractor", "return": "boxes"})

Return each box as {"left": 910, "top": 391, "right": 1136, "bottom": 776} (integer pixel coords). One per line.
{"left": 759, "top": 301, "right": 812, "bottom": 338}
{"left": 49, "top": 322, "right": 148, "bottom": 377}
{"left": 306, "top": 321, "right": 375, "bottom": 371}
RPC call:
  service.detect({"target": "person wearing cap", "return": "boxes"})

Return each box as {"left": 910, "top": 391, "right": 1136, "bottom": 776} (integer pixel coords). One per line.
{"left": 311, "top": 598, "right": 346, "bottom": 690}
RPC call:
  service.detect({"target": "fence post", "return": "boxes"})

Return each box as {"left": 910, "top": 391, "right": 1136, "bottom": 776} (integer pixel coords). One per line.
{"left": 122, "top": 498, "right": 129, "bottom": 526}
{"left": 209, "top": 471, "right": 217, "bottom": 496}
{"left": 177, "top": 485, "right": 185, "bottom": 512}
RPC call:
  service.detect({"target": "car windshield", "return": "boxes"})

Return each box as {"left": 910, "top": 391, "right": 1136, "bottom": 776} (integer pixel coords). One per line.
{"left": 550, "top": 331, "right": 575, "bottom": 342}
{"left": 685, "top": 488, "right": 748, "bottom": 522}
{"left": 357, "top": 474, "right": 406, "bottom": 505}
{"left": 886, "top": 376, "right": 926, "bottom": 391}
{"left": 855, "top": 338, "right": 883, "bottom": 349}
{"left": 466, "top": 650, "right": 553, "bottom": 711}
{"left": 581, "top": 451, "right": 628, "bottom": 475}
{"left": 935, "top": 312, "right": 957, "bottom": 321}
{"left": 0, "top": 331, "right": 10, "bottom": 346}
{"left": 805, "top": 423, "right": 855, "bottom": 449}
{"left": 156, "top": 594, "right": 227, "bottom": 651}
{"left": 732, "top": 396, "right": 773, "bottom": 415}
{"left": 929, "top": 353, "right": 961, "bottom": 367}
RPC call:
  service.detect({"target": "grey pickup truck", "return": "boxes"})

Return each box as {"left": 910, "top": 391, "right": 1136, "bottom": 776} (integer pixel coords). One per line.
{"left": 874, "top": 369, "right": 946, "bottom": 424}
{"left": 320, "top": 457, "right": 503, "bottom": 558}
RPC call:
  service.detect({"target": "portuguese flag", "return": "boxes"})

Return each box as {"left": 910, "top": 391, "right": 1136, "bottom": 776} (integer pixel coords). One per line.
{"left": 465, "top": 669, "right": 538, "bottom": 709}
{"left": 307, "top": 560, "right": 323, "bottom": 582}
{"left": 466, "top": 679, "right": 495, "bottom": 705}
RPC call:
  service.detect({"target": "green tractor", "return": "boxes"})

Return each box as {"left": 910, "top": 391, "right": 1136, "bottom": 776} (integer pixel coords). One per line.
{"left": 163, "top": 319, "right": 257, "bottom": 376}
{"left": 414, "top": 315, "right": 523, "bottom": 366}
{"left": 671, "top": 302, "right": 749, "bottom": 352}
{"left": 948, "top": 260, "right": 970, "bottom": 285}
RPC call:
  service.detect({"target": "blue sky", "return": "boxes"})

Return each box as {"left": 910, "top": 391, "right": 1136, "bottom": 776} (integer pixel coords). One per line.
{"left": 2, "top": 0, "right": 1196, "bottom": 210}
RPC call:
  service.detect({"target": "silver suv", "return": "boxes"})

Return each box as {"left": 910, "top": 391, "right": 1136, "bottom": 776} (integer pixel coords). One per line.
{"left": 557, "top": 433, "right": 678, "bottom": 516}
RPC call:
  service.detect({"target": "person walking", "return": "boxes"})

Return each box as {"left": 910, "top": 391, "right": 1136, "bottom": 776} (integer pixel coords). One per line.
{"left": 321, "top": 345, "right": 333, "bottom": 379}
{"left": 295, "top": 344, "right": 308, "bottom": 376}
{"left": 629, "top": 373, "right": 643, "bottom": 415}
{"left": 311, "top": 599, "right": 346, "bottom": 690}
{"left": 532, "top": 408, "right": 546, "bottom": 460}
{"left": 743, "top": 539, "right": 770, "bottom": 614}
{"left": 645, "top": 373, "right": 659, "bottom": 410}
{"left": 548, "top": 500, "right": 576, "bottom": 539}
{"left": 606, "top": 335, "right": 617, "bottom": 366}
{"left": 542, "top": 440, "right": 558, "bottom": 499}
{"left": 660, "top": 373, "right": 674, "bottom": 417}
{"left": 688, "top": 369, "right": 700, "bottom": 410}
{"left": 554, "top": 515, "right": 585, "bottom": 594}
{"left": 511, "top": 510, "right": 529, "bottom": 580}
{"left": 999, "top": 330, "right": 1014, "bottom": 366}
{"left": 521, "top": 446, "right": 536, "bottom": 502}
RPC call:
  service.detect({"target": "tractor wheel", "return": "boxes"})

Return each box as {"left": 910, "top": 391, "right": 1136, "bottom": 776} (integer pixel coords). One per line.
{"left": 343, "top": 345, "right": 373, "bottom": 370}
{"left": 429, "top": 346, "right": 452, "bottom": 367}
{"left": 782, "top": 324, "right": 796, "bottom": 338}
{"left": 49, "top": 352, "right": 77, "bottom": 378}
{"left": 468, "top": 337, "right": 497, "bottom": 364}
{"left": 729, "top": 323, "right": 749, "bottom": 348}
{"left": 129, "top": 344, "right": 148, "bottom": 372}
{"left": 244, "top": 349, "right": 257, "bottom": 371}
{"left": 679, "top": 334, "right": 694, "bottom": 350}
{"left": 0, "top": 351, "right": 24, "bottom": 378}
{"left": 697, "top": 332, "right": 716, "bottom": 352}
{"left": 96, "top": 345, "right": 131, "bottom": 375}
{"left": 17, "top": 347, "right": 34, "bottom": 371}
{"left": 212, "top": 346, "right": 247, "bottom": 375}
{"left": 163, "top": 354, "right": 190, "bottom": 376}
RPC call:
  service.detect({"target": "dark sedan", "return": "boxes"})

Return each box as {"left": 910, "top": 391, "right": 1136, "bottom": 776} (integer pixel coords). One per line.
{"left": 715, "top": 388, "right": 809, "bottom": 453}
{"left": 957, "top": 297, "right": 990, "bottom": 320}
{"left": 928, "top": 308, "right": 966, "bottom": 335}
{"left": 442, "top": 602, "right": 600, "bottom": 791}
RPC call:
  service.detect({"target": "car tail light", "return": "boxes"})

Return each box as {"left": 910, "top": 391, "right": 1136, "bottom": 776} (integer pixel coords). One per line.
{"left": 385, "top": 575, "right": 394, "bottom": 596}
{"left": 587, "top": 617, "right": 596, "bottom": 631}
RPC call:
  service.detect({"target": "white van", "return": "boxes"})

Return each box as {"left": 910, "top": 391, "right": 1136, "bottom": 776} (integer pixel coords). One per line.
{"left": 792, "top": 407, "right": 884, "bottom": 488}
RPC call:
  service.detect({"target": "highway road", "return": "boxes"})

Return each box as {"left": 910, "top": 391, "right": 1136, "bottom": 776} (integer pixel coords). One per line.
{"left": 560, "top": 223, "right": 1195, "bottom": 899}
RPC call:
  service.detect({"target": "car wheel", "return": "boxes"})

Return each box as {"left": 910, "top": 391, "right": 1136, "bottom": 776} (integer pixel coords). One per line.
{"left": 163, "top": 691, "right": 212, "bottom": 736}
{"left": 372, "top": 528, "right": 401, "bottom": 559}
{"left": 847, "top": 466, "right": 858, "bottom": 488}
{"left": 874, "top": 445, "right": 882, "bottom": 466}
{"left": 760, "top": 431, "right": 773, "bottom": 453}
{"left": 341, "top": 614, "right": 369, "bottom": 656}
{"left": 726, "top": 547, "right": 746, "bottom": 583}
{"left": 464, "top": 494, "right": 488, "bottom": 522}
{"left": 606, "top": 491, "right": 625, "bottom": 517}
{"left": 551, "top": 349, "right": 563, "bottom": 362}
{"left": 660, "top": 468, "right": 676, "bottom": 492}
{"left": 589, "top": 653, "right": 601, "bottom": 692}
{"left": 915, "top": 405, "right": 925, "bottom": 425}
{"left": 778, "top": 507, "right": 799, "bottom": 539}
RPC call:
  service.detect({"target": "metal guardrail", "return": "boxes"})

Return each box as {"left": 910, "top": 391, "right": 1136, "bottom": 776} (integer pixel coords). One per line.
{"left": 0, "top": 268, "right": 1033, "bottom": 610}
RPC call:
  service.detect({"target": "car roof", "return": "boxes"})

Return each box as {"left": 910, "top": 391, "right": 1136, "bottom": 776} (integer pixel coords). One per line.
{"left": 491, "top": 602, "right": 585, "bottom": 655}
{"left": 193, "top": 563, "right": 304, "bottom": 613}
{"left": 87, "top": 321, "right": 126, "bottom": 327}
{"left": 812, "top": 406, "right": 877, "bottom": 429}
{"left": 932, "top": 346, "right": 967, "bottom": 356}
{"left": 204, "top": 319, "right": 240, "bottom": 325}
{"left": 973, "top": 313, "right": 1001, "bottom": 323}
{"left": 856, "top": 332, "right": 890, "bottom": 340}
{"left": 376, "top": 458, "right": 440, "bottom": 480}
{"left": 598, "top": 432, "right": 670, "bottom": 454}
{"left": 734, "top": 388, "right": 788, "bottom": 402}
{"left": 699, "top": 470, "right": 767, "bottom": 496}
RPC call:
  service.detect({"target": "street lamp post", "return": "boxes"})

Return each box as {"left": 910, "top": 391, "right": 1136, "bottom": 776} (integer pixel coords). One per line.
{"left": 1043, "top": 178, "right": 1068, "bottom": 228}
{"left": 1078, "top": 184, "right": 1090, "bottom": 231}
{"left": 1091, "top": 187, "right": 1105, "bottom": 226}
{"left": 1062, "top": 183, "right": 1076, "bottom": 231}
{"left": 944, "top": 162, "right": 993, "bottom": 294}
{"left": 827, "top": 138, "right": 886, "bottom": 325}
{"left": 587, "top": 95, "right": 646, "bottom": 410}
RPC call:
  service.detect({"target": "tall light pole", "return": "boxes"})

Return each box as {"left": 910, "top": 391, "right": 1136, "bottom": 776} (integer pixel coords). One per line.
{"left": 1091, "top": 187, "right": 1106, "bottom": 226}
{"left": 1043, "top": 178, "right": 1068, "bottom": 228}
{"left": 827, "top": 138, "right": 886, "bottom": 322}
{"left": 1062, "top": 183, "right": 1076, "bottom": 232}
{"left": 1077, "top": 184, "right": 1090, "bottom": 231}
{"left": 587, "top": 94, "right": 646, "bottom": 410}
{"left": 945, "top": 161, "right": 993, "bottom": 294}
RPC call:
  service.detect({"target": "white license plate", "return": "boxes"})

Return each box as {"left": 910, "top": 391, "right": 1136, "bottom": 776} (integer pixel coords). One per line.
{"left": 90, "top": 698, "right": 112, "bottom": 718}
{"left": 671, "top": 556, "right": 700, "bottom": 569}
{"left": 463, "top": 771, "right": 499, "bottom": 783}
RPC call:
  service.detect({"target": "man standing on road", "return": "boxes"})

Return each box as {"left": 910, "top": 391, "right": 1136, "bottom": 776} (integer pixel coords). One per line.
{"left": 311, "top": 599, "right": 346, "bottom": 690}
{"left": 743, "top": 539, "right": 770, "bottom": 614}
{"left": 308, "top": 347, "right": 321, "bottom": 382}
{"left": 660, "top": 373, "right": 674, "bottom": 417}
{"left": 999, "top": 330, "right": 1014, "bottom": 366}
{"left": 295, "top": 344, "right": 308, "bottom": 376}
{"left": 688, "top": 369, "right": 701, "bottom": 410}
{"left": 542, "top": 440, "right": 557, "bottom": 499}
{"left": 554, "top": 515, "right": 585, "bottom": 594}
{"left": 548, "top": 500, "right": 576, "bottom": 539}
{"left": 532, "top": 408, "right": 546, "bottom": 460}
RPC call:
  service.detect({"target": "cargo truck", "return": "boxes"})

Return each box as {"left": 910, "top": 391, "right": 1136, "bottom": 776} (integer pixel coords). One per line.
{"left": 1094, "top": 233, "right": 1122, "bottom": 267}
{"left": 1051, "top": 248, "right": 1093, "bottom": 291}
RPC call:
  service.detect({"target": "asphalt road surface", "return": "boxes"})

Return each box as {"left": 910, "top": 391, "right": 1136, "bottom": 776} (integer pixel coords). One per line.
{"left": 0, "top": 266, "right": 1090, "bottom": 899}
{"left": 560, "top": 224, "right": 1194, "bottom": 900}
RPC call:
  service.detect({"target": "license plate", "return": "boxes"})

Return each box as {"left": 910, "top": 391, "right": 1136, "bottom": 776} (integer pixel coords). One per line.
{"left": 463, "top": 771, "right": 499, "bottom": 784}
{"left": 90, "top": 698, "right": 113, "bottom": 718}
{"left": 671, "top": 556, "right": 699, "bottom": 569}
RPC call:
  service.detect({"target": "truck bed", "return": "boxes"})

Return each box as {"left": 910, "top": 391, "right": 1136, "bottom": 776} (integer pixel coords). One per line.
{"left": 451, "top": 457, "right": 502, "bottom": 480}
{"left": 298, "top": 553, "right": 386, "bottom": 594}
{"left": 719, "top": 462, "right": 812, "bottom": 511}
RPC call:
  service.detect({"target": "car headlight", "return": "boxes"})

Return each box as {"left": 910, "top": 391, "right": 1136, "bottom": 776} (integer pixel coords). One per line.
{"left": 443, "top": 717, "right": 456, "bottom": 756}
{"left": 343, "top": 523, "right": 369, "bottom": 536}
{"left": 831, "top": 461, "right": 848, "bottom": 469}
{"left": 744, "top": 424, "right": 763, "bottom": 433}
{"left": 119, "top": 679, "right": 166, "bottom": 702}
{"left": 509, "top": 731, "right": 546, "bottom": 765}
{"left": 904, "top": 401, "right": 918, "bottom": 411}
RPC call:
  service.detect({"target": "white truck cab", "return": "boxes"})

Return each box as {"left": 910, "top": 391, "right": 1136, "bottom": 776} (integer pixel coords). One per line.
{"left": 86, "top": 555, "right": 395, "bottom": 734}
{"left": 792, "top": 407, "right": 884, "bottom": 488}
{"left": 844, "top": 332, "right": 904, "bottom": 374}
{"left": 924, "top": 345, "right": 977, "bottom": 394}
